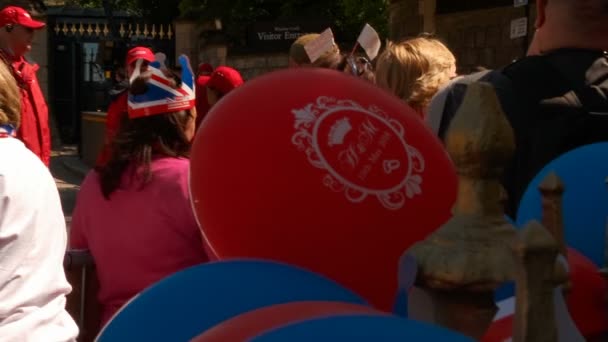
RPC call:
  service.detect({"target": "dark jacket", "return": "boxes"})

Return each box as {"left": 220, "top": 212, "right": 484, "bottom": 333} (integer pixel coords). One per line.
{"left": 433, "top": 49, "right": 608, "bottom": 216}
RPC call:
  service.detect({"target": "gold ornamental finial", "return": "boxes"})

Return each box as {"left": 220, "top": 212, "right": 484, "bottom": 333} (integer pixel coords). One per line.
{"left": 408, "top": 82, "right": 518, "bottom": 339}
{"left": 512, "top": 220, "right": 564, "bottom": 342}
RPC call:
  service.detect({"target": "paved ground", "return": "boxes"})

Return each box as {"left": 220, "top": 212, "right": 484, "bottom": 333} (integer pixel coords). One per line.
{"left": 50, "top": 145, "right": 90, "bottom": 229}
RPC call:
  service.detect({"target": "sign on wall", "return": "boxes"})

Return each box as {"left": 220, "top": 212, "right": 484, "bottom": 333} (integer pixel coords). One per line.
{"left": 247, "top": 21, "right": 331, "bottom": 52}
{"left": 510, "top": 17, "right": 528, "bottom": 39}
{"left": 513, "top": 0, "right": 528, "bottom": 7}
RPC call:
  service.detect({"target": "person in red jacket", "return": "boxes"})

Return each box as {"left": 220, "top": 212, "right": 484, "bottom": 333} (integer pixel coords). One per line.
{"left": 0, "top": 6, "right": 50, "bottom": 166}
{"left": 96, "top": 46, "right": 154, "bottom": 167}
{"left": 205, "top": 66, "right": 244, "bottom": 109}
{"left": 194, "top": 62, "right": 213, "bottom": 129}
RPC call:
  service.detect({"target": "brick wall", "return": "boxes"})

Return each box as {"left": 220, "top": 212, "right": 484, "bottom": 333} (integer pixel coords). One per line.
{"left": 388, "top": 0, "right": 423, "bottom": 41}
{"left": 389, "top": 0, "right": 537, "bottom": 74}
{"left": 435, "top": 6, "right": 535, "bottom": 73}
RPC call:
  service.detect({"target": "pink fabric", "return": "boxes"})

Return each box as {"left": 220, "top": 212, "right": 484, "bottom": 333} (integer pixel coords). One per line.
{"left": 70, "top": 157, "right": 209, "bottom": 327}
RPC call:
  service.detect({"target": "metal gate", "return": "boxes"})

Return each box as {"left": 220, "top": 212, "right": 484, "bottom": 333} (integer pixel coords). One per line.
{"left": 47, "top": 7, "right": 175, "bottom": 144}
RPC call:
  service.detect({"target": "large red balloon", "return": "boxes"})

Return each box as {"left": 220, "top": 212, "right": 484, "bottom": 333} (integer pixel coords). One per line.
{"left": 190, "top": 68, "right": 458, "bottom": 310}
{"left": 191, "top": 301, "right": 385, "bottom": 342}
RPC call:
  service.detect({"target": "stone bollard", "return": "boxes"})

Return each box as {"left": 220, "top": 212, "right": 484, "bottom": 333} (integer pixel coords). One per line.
{"left": 512, "top": 221, "right": 566, "bottom": 342}
{"left": 407, "top": 82, "right": 517, "bottom": 339}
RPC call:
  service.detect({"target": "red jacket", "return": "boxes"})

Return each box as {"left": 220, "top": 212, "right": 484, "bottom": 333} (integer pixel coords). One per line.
{"left": 7, "top": 55, "right": 50, "bottom": 166}
{"left": 96, "top": 92, "right": 128, "bottom": 167}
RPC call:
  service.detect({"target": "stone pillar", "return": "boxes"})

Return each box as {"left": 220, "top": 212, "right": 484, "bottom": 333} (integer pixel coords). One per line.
{"left": 407, "top": 82, "right": 518, "bottom": 339}
{"left": 388, "top": 0, "right": 423, "bottom": 41}
{"left": 30, "top": 25, "right": 48, "bottom": 99}
{"left": 174, "top": 19, "right": 200, "bottom": 68}
{"left": 422, "top": 0, "right": 436, "bottom": 33}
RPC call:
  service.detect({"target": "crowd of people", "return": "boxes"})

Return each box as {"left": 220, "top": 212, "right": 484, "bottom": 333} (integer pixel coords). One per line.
{"left": 0, "top": 0, "right": 607, "bottom": 340}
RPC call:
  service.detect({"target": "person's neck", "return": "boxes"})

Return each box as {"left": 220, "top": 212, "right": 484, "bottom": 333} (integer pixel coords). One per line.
{"left": 528, "top": 26, "right": 608, "bottom": 56}
{"left": 0, "top": 43, "right": 22, "bottom": 61}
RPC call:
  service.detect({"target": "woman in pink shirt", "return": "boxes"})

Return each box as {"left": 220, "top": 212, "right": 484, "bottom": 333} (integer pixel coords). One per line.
{"left": 70, "top": 55, "right": 209, "bottom": 327}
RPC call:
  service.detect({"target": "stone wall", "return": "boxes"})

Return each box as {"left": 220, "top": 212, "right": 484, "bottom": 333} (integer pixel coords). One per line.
{"left": 174, "top": 20, "right": 289, "bottom": 80}
{"left": 226, "top": 53, "right": 289, "bottom": 80}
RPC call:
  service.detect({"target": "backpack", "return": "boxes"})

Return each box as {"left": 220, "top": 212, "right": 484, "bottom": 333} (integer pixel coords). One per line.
{"left": 437, "top": 50, "right": 608, "bottom": 216}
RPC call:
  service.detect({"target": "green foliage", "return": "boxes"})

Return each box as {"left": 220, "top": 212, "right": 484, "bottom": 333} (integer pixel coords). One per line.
{"left": 73, "top": 0, "right": 179, "bottom": 21}
{"left": 341, "top": 0, "right": 389, "bottom": 41}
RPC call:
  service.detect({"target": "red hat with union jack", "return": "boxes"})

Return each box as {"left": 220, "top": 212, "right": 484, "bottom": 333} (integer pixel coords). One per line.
{"left": 127, "top": 54, "right": 195, "bottom": 119}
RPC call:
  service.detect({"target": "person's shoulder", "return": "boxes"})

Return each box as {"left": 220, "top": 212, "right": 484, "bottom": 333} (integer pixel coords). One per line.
{"left": 196, "top": 75, "right": 211, "bottom": 86}
{"left": 0, "top": 138, "right": 54, "bottom": 190}
{"left": 81, "top": 169, "right": 101, "bottom": 188}
{"left": 150, "top": 157, "right": 190, "bottom": 193}
{"left": 108, "top": 92, "right": 129, "bottom": 113}
{"left": 152, "top": 157, "right": 190, "bottom": 176}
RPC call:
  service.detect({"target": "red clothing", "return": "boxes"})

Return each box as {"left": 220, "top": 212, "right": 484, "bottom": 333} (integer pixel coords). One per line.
{"left": 195, "top": 75, "right": 211, "bottom": 129}
{"left": 96, "top": 92, "right": 128, "bottom": 167}
{"left": 70, "top": 157, "right": 209, "bottom": 326}
{"left": 2, "top": 52, "right": 50, "bottom": 166}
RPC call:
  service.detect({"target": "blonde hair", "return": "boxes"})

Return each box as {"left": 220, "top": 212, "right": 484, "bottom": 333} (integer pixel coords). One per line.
{"left": 375, "top": 37, "right": 456, "bottom": 113}
{"left": 0, "top": 61, "right": 20, "bottom": 128}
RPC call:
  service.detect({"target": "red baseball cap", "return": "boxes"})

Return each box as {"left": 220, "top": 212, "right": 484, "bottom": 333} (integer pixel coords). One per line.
{"left": 0, "top": 6, "right": 45, "bottom": 29}
{"left": 125, "top": 46, "right": 155, "bottom": 66}
{"left": 207, "top": 66, "right": 244, "bottom": 95}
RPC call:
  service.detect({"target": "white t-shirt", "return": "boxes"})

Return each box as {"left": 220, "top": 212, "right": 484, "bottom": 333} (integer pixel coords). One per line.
{"left": 0, "top": 138, "right": 79, "bottom": 342}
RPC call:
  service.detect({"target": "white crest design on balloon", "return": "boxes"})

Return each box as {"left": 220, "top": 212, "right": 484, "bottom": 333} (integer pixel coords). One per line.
{"left": 291, "top": 97, "right": 425, "bottom": 210}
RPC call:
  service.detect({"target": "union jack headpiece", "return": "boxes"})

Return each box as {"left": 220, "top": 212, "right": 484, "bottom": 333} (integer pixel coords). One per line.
{"left": 128, "top": 54, "right": 195, "bottom": 119}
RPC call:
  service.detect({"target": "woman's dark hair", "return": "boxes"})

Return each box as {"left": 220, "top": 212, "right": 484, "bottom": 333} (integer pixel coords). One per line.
{"left": 96, "top": 70, "right": 193, "bottom": 200}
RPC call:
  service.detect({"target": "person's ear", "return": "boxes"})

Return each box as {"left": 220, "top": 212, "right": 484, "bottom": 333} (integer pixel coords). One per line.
{"left": 535, "top": 0, "right": 548, "bottom": 29}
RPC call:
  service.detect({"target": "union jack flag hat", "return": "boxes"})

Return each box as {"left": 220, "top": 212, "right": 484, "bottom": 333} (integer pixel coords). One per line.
{"left": 128, "top": 54, "right": 196, "bottom": 119}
